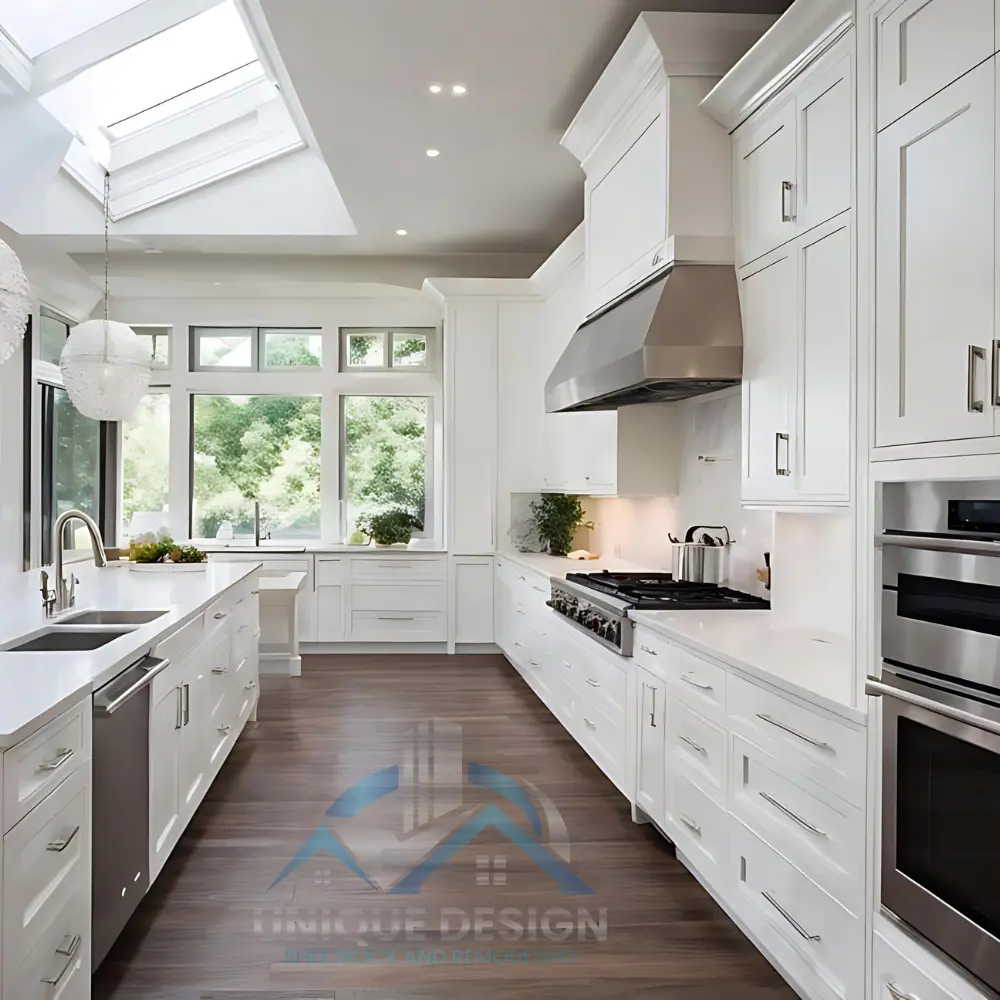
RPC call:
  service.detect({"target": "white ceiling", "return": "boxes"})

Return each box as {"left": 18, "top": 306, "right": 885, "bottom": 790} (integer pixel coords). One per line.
{"left": 258, "top": 0, "right": 793, "bottom": 256}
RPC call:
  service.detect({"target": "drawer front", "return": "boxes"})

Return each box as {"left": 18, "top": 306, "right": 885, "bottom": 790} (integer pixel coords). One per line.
{"left": 350, "top": 556, "right": 447, "bottom": 581}
{"left": 3, "top": 700, "right": 88, "bottom": 833}
{"left": 872, "top": 930, "right": 962, "bottom": 1000}
{"left": 877, "top": 0, "right": 994, "bottom": 129}
{"left": 666, "top": 699, "right": 726, "bottom": 802}
{"left": 560, "top": 636, "right": 627, "bottom": 714}
{"left": 349, "top": 611, "right": 447, "bottom": 642}
{"left": 728, "top": 674, "right": 866, "bottom": 807}
{"left": 731, "top": 821, "right": 862, "bottom": 1000}
{"left": 205, "top": 593, "right": 234, "bottom": 634}
{"left": 3, "top": 768, "right": 90, "bottom": 961}
{"left": 4, "top": 883, "right": 89, "bottom": 1000}
{"left": 664, "top": 646, "right": 727, "bottom": 724}
{"left": 730, "top": 736, "right": 864, "bottom": 909}
{"left": 666, "top": 769, "right": 728, "bottom": 882}
{"left": 315, "top": 556, "right": 347, "bottom": 586}
{"left": 152, "top": 614, "right": 204, "bottom": 670}
{"left": 634, "top": 626, "right": 669, "bottom": 669}
{"left": 350, "top": 582, "right": 447, "bottom": 612}
{"left": 576, "top": 691, "right": 626, "bottom": 791}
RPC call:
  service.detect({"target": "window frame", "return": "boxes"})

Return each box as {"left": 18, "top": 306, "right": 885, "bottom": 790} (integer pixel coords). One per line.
{"left": 340, "top": 327, "right": 432, "bottom": 373}
{"left": 339, "top": 393, "right": 435, "bottom": 542}
{"left": 132, "top": 325, "right": 172, "bottom": 370}
{"left": 190, "top": 325, "right": 324, "bottom": 373}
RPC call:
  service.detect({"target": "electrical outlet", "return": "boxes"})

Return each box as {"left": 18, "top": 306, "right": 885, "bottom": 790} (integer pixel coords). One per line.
{"left": 613, "top": 545, "right": 622, "bottom": 557}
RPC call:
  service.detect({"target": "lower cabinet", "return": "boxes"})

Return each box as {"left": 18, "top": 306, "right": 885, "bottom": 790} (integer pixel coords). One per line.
{"left": 635, "top": 666, "right": 666, "bottom": 824}
{"left": 451, "top": 556, "right": 495, "bottom": 644}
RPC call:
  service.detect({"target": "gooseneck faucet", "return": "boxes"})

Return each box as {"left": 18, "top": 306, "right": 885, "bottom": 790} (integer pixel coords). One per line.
{"left": 43, "top": 509, "right": 108, "bottom": 616}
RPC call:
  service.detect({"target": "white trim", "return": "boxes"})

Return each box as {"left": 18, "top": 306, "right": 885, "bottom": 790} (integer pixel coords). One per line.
{"left": 339, "top": 327, "right": 433, "bottom": 374}
{"left": 700, "top": 0, "right": 854, "bottom": 133}
{"left": 30, "top": 0, "right": 223, "bottom": 95}
{"left": 0, "top": 27, "right": 32, "bottom": 93}
{"left": 301, "top": 642, "right": 449, "bottom": 655}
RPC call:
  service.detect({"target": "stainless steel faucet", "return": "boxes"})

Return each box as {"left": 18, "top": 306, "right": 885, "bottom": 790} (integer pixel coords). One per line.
{"left": 44, "top": 509, "right": 108, "bottom": 616}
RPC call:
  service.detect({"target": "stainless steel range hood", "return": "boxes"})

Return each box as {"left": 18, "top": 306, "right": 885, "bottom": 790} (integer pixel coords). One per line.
{"left": 545, "top": 264, "right": 743, "bottom": 413}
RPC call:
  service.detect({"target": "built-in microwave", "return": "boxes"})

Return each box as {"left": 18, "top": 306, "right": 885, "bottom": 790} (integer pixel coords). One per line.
{"left": 869, "top": 481, "right": 1000, "bottom": 994}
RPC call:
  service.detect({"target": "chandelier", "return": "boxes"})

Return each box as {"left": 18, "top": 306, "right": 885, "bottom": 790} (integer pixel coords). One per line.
{"left": 0, "top": 238, "right": 31, "bottom": 364}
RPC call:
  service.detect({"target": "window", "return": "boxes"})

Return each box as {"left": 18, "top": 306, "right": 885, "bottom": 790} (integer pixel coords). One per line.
{"left": 341, "top": 329, "right": 431, "bottom": 372}
{"left": 191, "top": 327, "right": 322, "bottom": 371}
{"left": 39, "top": 311, "right": 69, "bottom": 366}
{"left": 122, "top": 393, "right": 170, "bottom": 540}
{"left": 40, "top": 385, "right": 106, "bottom": 565}
{"left": 190, "top": 395, "right": 321, "bottom": 540}
{"left": 132, "top": 326, "right": 171, "bottom": 369}
{"left": 0, "top": 0, "right": 144, "bottom": 57}
{"left": 341, "top": 396, "right": 430, "bottom": 538}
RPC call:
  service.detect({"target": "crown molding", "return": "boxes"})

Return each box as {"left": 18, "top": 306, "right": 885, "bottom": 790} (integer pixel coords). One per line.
{"left": 701, "top": 0, "right": 854, "bottom": 133}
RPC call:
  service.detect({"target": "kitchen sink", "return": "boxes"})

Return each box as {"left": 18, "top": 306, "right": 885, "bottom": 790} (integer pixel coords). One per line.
{"left": 1, "top": 628, "right": 136, "bottom": 652}
{"left": 61, "top": 609, "right": 168, "bottom": 626}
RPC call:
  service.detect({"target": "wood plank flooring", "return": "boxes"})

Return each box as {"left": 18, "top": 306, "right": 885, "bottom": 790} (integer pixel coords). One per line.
{"left": 92, "top": 654, "right": 797, "bottom": 1000}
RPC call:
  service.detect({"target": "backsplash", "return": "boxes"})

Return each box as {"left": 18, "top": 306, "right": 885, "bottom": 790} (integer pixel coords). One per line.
{"left": 586, "top": 391, "right": 773, "bottom": 596}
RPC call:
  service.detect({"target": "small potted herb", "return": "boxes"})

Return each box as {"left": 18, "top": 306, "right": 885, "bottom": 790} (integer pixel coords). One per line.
{"left": 356, "top": 508, "right": 419, "bottom": 548}
{"left": 529, "top": 494, "right": 593, "bottom": 557}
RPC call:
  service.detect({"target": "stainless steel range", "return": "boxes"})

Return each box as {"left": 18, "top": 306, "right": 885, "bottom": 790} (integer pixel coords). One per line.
{"left": 548, "top": 571, "right": 770, "bottom": 655}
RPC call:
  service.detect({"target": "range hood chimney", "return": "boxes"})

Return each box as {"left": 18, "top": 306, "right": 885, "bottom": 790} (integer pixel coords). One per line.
{"left": 545, "top": 263, "right": 742, "bottom": 413}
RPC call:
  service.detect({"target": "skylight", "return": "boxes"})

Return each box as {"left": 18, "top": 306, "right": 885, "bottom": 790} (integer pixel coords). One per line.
{"left": 40, "top": 2, "right": 262, "bottom": 141}
{"left": 0, "top": 0, "right": 144, "bottom": 57}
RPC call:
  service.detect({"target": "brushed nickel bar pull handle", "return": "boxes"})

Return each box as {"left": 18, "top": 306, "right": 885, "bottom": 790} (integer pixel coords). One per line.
{"left": 993, "top": 340, "right": 1000, "bottom": 407}
{"left": 968, "top": 345, "right": 986, "bottom": 412}
{"left": 377, "top": 616, "right": 415, "bottom": 621}
{"left": 639, "top": 644, "right": 657, "bottom": 656}
{"left": 681, "top": 673, "right": 713, "bottom": 691}
{"left": 40, "top": 933, "right": 82, "bottom": 985}
{"left": 214, "top": 611, "right": 227, "bottom": 619}
{"left": 38, "top": 747, "right": 74, "bottom": 771}
{"left": 649, "top": 685, "right": 657, "bottom": 727}
{"left": 46, "top": 825, "right": 81, "bottom": 852}
{"left": 759, "top": 791, "right": 827, "bottom": 836}
{"left": 680, "top": 734, "right": 707, "bottom": 755}
{"left": 679, "top": 814, "right": 702, "bottom": 835}
{"left": 865, "top": 677, "right": 1000, "bottom": 737}
{"left": 762, "top": 890, "right": 820, "bottom": 941}
{"left": 876, "top": 532, "right": 1000, "bottom": 557}
{"left": 212, "top": 664, "right": 230, "bottom": 674}
{"left": 775, "top": 432, "right": 791, "bottom": 476}
{"left": 583, "top": 717, "right": 596, "bottom": 730}
{"left": 586, "top": 677, "right": 601, "bottom": 688}
{"left": 756, "top": 712, "right": 829, "bottom": 748}
{"left": 781, "top": 180, "right": 794, "bottom": 222}
{"left": 175, "top": 686, "right": 183, "bottom": 730}
{"left": 183, "top": 682, "right": 190, "bottom": 726}
{"left": 887, "top": 983, "right": 921, "bottom": 1000}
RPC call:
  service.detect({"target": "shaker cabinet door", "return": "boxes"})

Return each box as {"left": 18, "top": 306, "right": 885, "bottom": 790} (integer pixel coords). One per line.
{"left": 875, "top": 61, "right": 996, "bottom": 447}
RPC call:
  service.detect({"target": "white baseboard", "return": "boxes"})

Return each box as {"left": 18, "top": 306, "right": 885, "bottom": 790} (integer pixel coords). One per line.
{"left": 300, "top": 642, "right": 449, "bottom": 655}
{"left": 259, "top": 653, "right": 301, "bottom": 676}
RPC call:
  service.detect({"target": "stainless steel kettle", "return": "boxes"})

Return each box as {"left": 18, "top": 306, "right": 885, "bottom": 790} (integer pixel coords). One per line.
{"left": 669, "top": 525, "right": 732, "bottom": 585}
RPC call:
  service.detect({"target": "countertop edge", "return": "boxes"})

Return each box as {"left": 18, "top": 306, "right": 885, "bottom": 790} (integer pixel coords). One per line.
{"left": 0, "top": 562, "right": 263, "bottom": 750}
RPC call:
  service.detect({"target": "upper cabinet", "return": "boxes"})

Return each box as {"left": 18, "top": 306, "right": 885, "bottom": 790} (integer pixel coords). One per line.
{"left": 704, "top": 0, "right": 856, "bottom": 506}
{"left": 562, "top": 12, "right": 775, "bottom": 318}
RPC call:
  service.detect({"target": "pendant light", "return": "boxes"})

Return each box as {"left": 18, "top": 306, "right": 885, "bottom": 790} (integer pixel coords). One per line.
{"left": 0, "top": 238, "right": 31, "bottom": 364}
{"left": 60, "top": 172, "right": 150, "bottom": 421}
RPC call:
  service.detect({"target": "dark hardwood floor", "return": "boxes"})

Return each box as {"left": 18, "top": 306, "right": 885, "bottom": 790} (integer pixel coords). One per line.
{"left": 93, "top": 654, "right": 797, "bottom": 1000}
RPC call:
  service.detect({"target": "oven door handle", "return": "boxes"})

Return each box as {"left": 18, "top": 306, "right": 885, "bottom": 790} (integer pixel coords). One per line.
{"left": 866, "top": 677, "right": 1000, "bottom": 737}
{"left": 876, "top": 533, "right": 1000, "bottom": 558}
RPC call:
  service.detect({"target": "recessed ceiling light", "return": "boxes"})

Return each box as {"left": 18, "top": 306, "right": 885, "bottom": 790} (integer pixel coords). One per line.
{"left": 451, "top": 83, "right": 467, "bottom": 95}
{"left": 429, "top": 83, "right": 442, "bottom": 94}
{"left": 396, "top": 229, "right": 408, "bottom": 236}
{"left": 426, "top": 148, "right": 440, "bottom": 158}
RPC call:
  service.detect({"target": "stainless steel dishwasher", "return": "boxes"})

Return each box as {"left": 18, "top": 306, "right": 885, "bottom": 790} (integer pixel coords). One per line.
{"left": 91, "top": 652, "right": 169, "bottom": 971}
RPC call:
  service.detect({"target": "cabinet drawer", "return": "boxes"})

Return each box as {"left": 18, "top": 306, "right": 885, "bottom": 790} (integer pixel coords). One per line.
{"left": 666, "top": 699, "right": 726, "bottom": 802}
{"left": 349, "top": 611, "right": 447, "bottom": 642}
{"left": 872, "top": 929, "right": 962, "bottom": 1000}
{"left": 731, "top": 821, "right": 862, "bottom": 1000}
{"left": 152, "top": 614, "right": 204, "bottom": 670}
{"left": 561, "top": 639, "right": 627, "bottom": 714}
{"left": 315, "top": 556, "right": 347, "bottom": 586}
{"left": 666, "top": 770, "right": 728, "bottom": 886}
{"left": 727, "top": 674, "right": 865, "bottom": 807}
{"left": 3, "top": 699, "right": 88, "bottom": 833}
{"left": 350, "top": 556, "right": 446, "bottom": 581}
{"left": 576, "top": 691, "right": 626, "bottom": 792}
{"left": 730, "top": 736, "right": 864, "bottom": 909}
{"left": 666, "top": 646, "right": 727, "bottom": 725}
{"left": 4, "top": 883, "right": 89, "bottom": 1000}
{"left": 877, "top": 0, "right": 994, "bottom": 129}
{"left": 3, "top": 768, "right": 89, "bottom": 961}
{"left": 350, "top": 583, "right": 446, "bottom": 612}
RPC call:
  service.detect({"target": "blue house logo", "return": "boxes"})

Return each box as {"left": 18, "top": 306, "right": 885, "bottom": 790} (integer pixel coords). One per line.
{"left": 270, "top": 719, "right": 592, "bottom": 896}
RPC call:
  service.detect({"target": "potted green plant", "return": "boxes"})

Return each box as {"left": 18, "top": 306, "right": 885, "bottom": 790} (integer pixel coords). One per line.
{"left": 356, "top": 508, "right": 419, "bottom": 548}
{"left": 529, "top": 494, "right": 593, "bottom": 557}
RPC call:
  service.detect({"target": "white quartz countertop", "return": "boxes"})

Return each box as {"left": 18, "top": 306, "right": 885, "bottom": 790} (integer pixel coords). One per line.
{"left": 0, "top": 561, "right": 260, "bottom": 749}
{"left": 500, "top": 550, "right": 861, "bottom": 723}
{"left": 198, "top": 540, "right": 447, "bottom": 554}
{"left": 629, "top": 609, "right": 862, "bottom": 724}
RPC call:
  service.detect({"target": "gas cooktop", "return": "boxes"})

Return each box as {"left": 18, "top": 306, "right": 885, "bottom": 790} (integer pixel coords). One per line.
{"left": 549, "top": 571, "right": 770, "bottom": 655}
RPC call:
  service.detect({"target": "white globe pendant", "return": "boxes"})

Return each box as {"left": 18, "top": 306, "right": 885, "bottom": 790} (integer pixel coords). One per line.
{"left": 60, "top": 319, "right": 151, "bottom": 421}
{"left": 0, "top": 238, "right": 31, "bottom": 364}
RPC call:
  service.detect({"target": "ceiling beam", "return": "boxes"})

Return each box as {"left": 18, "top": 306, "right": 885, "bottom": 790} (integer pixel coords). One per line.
{"left": 31, "top": 0, "right": 221, "bottom": 95}
{"left": 0, "top": 29, "right": 32, "bottom": 94}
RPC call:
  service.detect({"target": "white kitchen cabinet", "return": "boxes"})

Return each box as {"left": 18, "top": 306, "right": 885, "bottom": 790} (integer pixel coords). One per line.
{"left": 543, "top": 411, "right": 617, "bottom": 495}
{"left": 733, "top": 36, "right": 853, "bottom": 267}
{"left": 635, "top": 665, "right": 666, "bottom": 825}
{"left": 876, "top": 0, "right": 994, "bottom": 130}
{"left": 178, "top": 643, "right": 210, "bottom": 823}
{"left": 451, "top": 557, "right": 494, "bottom": 644}
{"left": 875, "top": 58, "right": 997, "bottom": 447}
{"left": 149, "top": 678, "right": 183, "bottom": 881}
{"left": 739, "top": 246, "right": 798, "bottom": 502}
{"left": 314, "top": 556, "right": 346, "bottom": 643}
